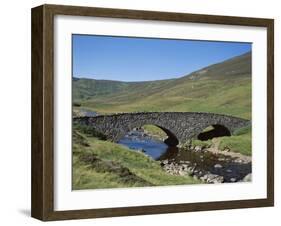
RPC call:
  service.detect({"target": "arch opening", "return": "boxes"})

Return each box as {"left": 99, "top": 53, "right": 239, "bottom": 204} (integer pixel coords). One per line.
{"left": 120, "top": 124, "right": 179, "bottom": 147}
{"left": 118, "top": 124, "right": 179, "bottom": 160}
{"left": 155, "top": 125, "right": 179, "bottom": 147}
{"left": 197, "top": 124, "right": 231, "bottom": 141}
{"left": 135, "top": 124, "right": 179, "bottom": 146}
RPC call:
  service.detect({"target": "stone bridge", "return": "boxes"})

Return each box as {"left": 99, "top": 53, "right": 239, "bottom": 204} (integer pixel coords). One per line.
{"left": 74, "top": 112, "right": 250, "bottom": 146}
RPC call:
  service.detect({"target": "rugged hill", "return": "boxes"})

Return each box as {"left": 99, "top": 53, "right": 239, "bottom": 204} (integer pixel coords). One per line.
{"left": 73, "top": 51, "right": 251, "bottom": 119}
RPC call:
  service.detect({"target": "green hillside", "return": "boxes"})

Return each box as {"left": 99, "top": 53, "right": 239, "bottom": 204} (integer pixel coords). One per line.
{"left": 73, "top": 127, "right": 198, "bottom": 189}
{"left": 73, "top": 51, "right": 251, "bottom": 119}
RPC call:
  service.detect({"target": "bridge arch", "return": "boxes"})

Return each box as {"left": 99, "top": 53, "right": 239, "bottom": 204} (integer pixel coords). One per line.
{"left": 157, "top": 125, "right": 179, "bottom": 146}
{"left": 197, "top": 124, "right": 231, "bottom": 141}
{"left": 117, "top": 123, "right": 179, "bottom": 146}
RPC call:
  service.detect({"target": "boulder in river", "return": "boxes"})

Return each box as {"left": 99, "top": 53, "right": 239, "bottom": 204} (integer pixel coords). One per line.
{"left": 242, "top": 173, "right": 252, "bottom": 182}
{"left": 230, "top": 178, "right": 237, "bottom": 182}
{"left": 214, "top": 163, "right": 223, "bottom": 169}
{"left": 203, "top": 173, "right": 224, "bottom": 183}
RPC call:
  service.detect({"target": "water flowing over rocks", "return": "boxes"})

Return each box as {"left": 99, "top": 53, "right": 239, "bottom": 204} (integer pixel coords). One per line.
{"left": 117, "top": 125, "right": 252, "bottom": 184}
{"left": 159, "top": 145, "right": 251, "bottom": 184}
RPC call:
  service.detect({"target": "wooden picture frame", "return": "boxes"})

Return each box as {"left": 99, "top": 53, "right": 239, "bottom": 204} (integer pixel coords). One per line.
{"left": 31, "top": 4, "right": 274, "bottom": 221}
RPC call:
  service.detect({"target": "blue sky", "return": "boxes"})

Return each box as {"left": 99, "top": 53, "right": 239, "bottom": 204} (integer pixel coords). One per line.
{"left": 72, "top": 34, "right": 251, "bottom": 82}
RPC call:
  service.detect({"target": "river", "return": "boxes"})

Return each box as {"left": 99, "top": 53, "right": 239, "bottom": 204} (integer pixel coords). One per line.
{"left": 118, "top": 130, "right": 252, "bottom": 183}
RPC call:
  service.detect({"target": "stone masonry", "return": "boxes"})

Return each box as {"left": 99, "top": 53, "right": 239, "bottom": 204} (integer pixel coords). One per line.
{"left": 74, "top": 112, "right": 250, "bottom": 146}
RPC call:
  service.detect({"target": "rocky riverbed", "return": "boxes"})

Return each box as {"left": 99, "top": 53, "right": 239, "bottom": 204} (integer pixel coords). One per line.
{"left": 159, "top": 145, "right": 252, "bottom": 184}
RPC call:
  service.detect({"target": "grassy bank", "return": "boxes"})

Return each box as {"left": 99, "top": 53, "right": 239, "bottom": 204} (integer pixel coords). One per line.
{"left": 73, "top": 128, "right": 199, "bottom": 190}
{"left": 218, "top": 126, "right": 251, "bottom": 156}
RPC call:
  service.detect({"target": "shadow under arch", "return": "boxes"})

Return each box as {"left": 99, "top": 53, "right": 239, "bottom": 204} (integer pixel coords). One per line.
{"left": 197, "top": 124, "right": 231, "bottom": 141}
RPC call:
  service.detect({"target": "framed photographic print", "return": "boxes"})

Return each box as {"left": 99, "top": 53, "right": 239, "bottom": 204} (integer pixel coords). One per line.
{"left": 31, "top": 4, "right": 274, "bottom": 221}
